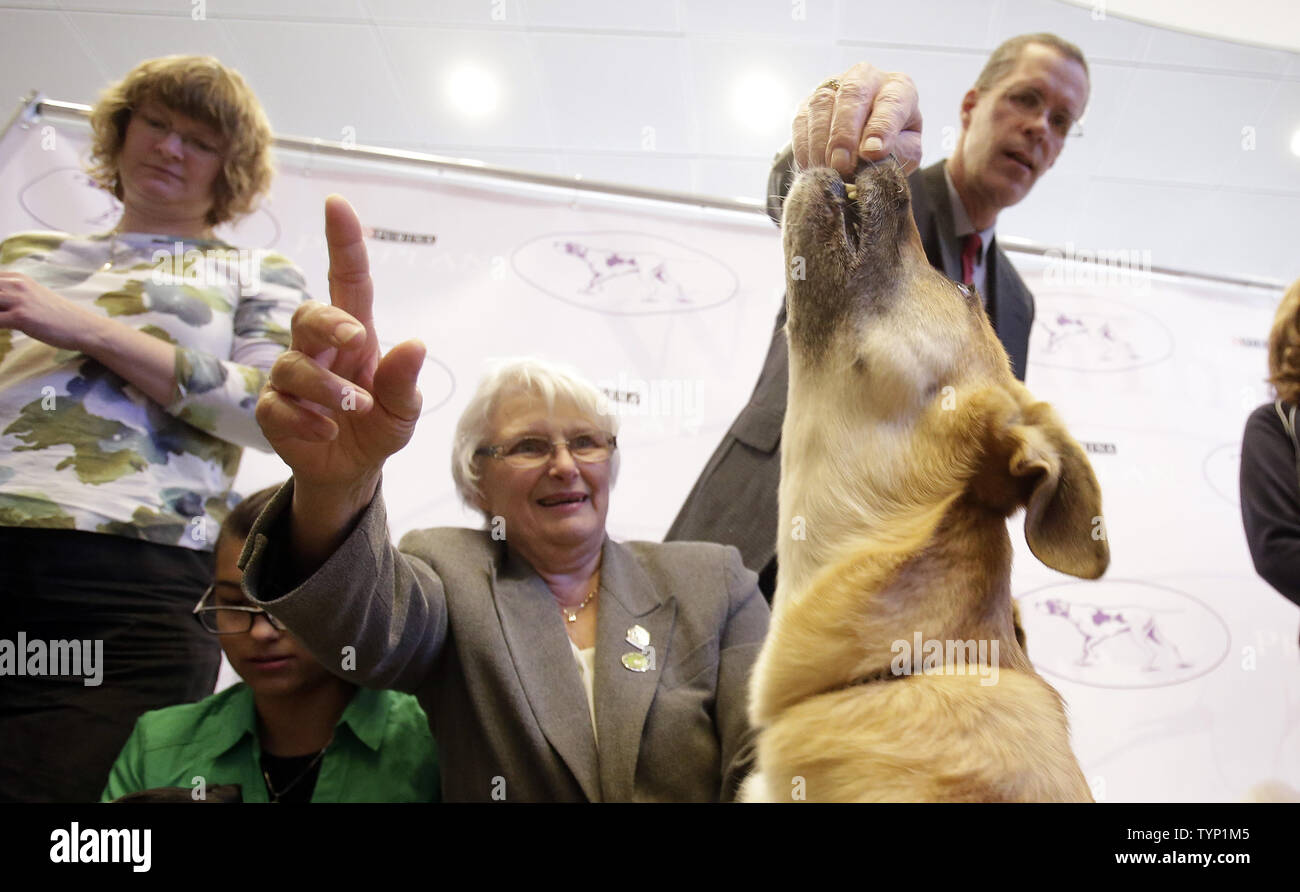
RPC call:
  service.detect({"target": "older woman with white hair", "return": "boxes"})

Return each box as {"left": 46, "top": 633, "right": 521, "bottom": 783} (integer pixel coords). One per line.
{"left": 240, "top": 197, "right": 769, "bottom": 801}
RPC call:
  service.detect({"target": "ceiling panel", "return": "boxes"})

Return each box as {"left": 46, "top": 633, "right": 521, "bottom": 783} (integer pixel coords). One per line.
{"left": 59, "top": 11, "right": 243, "bottom": 105}
{"left": 1095, "top": 67, "right": 1279, "bottom": 185}
{"left": 685, "top": 37, "right": 827, "bottom": 158}
{"left": 1142, "top": 24, "right": 1293, "bottom": 75}
{"left": 219, "top": 19, "right": 407, "bottom": 143}
{"left": 531, "top": 32, "right": 693, "bottom": 153}
{"left": 62, "top": 0, "right": 368, "bottom": 16}
{"left": 362, "top": 0, "right": 526, "bottom": 27}
{"left": 993, "top": 0, "right": 1153, "bottom": 63}
{"left": 836, "top": 0, "right": 1000, "bottom": 49}
{"left": 680, "top": 0, "right": 836, "bottom": 39}
{"left": 1058, "top": 0, "right": 1300, "bottom": 54}
{"left": 376, "top": 24, "right": 553, "bottom": 150}
{"left": 0, "top": 10, "right": 107, "bottom": 104}
{"left": 1204, "top": 188, "right": 1300, "bottom": 282}
{"left": 521, "top": 0, "right": 680, "bottom": 32}
{"left": 1216, "top": 79, "right": 1300, "bottom": 192}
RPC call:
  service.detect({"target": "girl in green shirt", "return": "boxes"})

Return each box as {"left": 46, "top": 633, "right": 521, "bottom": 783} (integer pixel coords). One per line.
{"left": 102, "top": 485, "right": 439, "bottom": 803}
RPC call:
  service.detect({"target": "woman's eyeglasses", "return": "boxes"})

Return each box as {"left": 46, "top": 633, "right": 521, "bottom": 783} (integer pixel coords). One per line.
{"left": 475, "top": 431, "right": 617, "bottom": 470}
{"left": 134, "top": 107, "right": 225, "bottom": 159}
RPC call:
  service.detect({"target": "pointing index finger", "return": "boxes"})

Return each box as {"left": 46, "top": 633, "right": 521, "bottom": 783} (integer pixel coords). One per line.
{"left": 324, "top": 194, "right": 375, "bottom": 329}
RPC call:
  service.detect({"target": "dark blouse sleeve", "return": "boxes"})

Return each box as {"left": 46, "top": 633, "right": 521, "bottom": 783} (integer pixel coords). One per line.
{"left": 1239, "top": 403, "right": 1300, "bottom": 607}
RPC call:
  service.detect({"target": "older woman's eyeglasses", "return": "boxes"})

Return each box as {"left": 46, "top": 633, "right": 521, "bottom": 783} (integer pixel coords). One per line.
{"left": 475, "top": 431, "right": 617, "bottom": 469}
{"left": 193, "top": 585, "right": 288, "bottom": 635}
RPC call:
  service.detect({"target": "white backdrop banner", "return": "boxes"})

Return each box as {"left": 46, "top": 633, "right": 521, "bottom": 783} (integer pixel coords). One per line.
{"left": 2, "top": 111, "right": 1295, "bottom": 802}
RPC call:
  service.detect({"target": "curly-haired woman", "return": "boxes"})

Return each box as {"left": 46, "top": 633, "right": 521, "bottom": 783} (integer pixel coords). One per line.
{"left": 0, "top": 55, "right": 308, "bottom": 801}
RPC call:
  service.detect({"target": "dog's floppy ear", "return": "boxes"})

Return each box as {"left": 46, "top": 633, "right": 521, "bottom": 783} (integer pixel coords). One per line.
{"left": 1006, "top": 400, "right": 1109, "bottom": 579}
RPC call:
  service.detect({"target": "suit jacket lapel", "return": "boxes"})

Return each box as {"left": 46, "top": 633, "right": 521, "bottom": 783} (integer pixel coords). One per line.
{"left": 491, "top": 550, "right": 603, "bottom": 801}
{"left": 917, "top": 162, "right": 962, "bottom": 282}
{"left": 593, "top": 538, "right": 676, "bottom": 802}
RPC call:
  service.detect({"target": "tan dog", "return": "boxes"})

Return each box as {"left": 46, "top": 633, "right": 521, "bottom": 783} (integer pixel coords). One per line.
{"left": 742, "top": 161, "right": 1109, "bottom": 802}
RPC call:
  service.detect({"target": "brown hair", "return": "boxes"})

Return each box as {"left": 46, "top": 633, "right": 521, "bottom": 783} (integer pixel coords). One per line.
{"left": 1268, "top": 278, "right": 1300, "bottom": 406}
{"left": 216, "top": 483, "right": 283, "bottom": 554}
{"left": 87, "top": 55, "right": 274, "bottom": 227}
{"left": 973, "top": 33, "right": 1090, "bottom": 93}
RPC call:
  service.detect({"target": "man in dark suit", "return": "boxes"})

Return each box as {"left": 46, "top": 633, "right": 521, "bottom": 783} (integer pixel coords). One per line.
{"left": 666, "top": 33, "right": 1091, "bottom": 600}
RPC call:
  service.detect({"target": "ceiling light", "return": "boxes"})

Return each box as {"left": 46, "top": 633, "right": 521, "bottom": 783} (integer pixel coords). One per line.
{"left": 732, "top": 71, "right": 790, "bottom": 133}
{"left": 447, "top": 64, "right": 500, "bottom": 118}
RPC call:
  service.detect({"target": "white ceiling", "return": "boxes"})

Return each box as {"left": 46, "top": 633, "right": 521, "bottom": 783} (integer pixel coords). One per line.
{"left": 2, "top": 0, "right": 1298, "bottom": 284}
{"left": 1059, "top": 0, "right": 1300, "bottom": 53}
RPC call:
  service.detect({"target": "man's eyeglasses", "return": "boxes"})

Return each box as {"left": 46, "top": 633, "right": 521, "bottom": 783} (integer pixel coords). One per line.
{"left": 193, "top": 585, "right": 287, "bottom": 635}
{"left": 133, "top": 107, "right": 225, "bottom": 159}
{"left": 475, "top": 431, "right": 617, "bottom": 470}
{"left": 1004, "top": 87, "right": 1084, "bottom": 139}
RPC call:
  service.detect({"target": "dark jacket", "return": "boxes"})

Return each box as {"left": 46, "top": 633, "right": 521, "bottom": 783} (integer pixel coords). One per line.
{"left": 1240, "top": 401, "right": 1300, "bottom": 611}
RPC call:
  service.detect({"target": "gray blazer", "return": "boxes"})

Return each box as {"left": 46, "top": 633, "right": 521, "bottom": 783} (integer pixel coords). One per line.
{"left": 665, "top": 160, "right": 1036, "bottom": 588}
{"left": 240, "top": 481, "right": 770, "bottom": 802}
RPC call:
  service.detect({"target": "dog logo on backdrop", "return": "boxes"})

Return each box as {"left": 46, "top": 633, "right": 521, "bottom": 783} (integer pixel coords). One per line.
{"left": 1038, "top": 598, "right": 1191, "bottom": 671}
{"left": 1021, "top": 580, "right": 1229, "bottom": 689}
{"left": 1028, "top": 294, "right": 1173, "bottom": 372}
{"left": 512, "top": 231, "right": 737, "bottom": 316}
{"left": 1202, "top": 443, "right": 1241, "bottom": 506}
{"left": 554, "top": 241, "right": 686, "bottom": 305}
{"left": 1042, "top": 314, "right": 1139, "bottom": 362}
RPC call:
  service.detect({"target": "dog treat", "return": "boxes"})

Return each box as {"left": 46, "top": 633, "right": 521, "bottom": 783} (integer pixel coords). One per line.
{"left": 845, "top": 183, "right": 858, "bottom": 200}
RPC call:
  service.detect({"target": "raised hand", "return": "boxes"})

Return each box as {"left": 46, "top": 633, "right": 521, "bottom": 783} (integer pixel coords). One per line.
{"left": 256, "top": 195, "right": 425, "bottom": 549}
{"left": 793, "top": 63, "right": 923, "bottom": 177}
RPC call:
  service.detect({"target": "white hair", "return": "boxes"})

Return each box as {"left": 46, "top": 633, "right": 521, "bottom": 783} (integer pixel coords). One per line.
{"left": 451, "top": 356, "right": 621, "bottom": 517}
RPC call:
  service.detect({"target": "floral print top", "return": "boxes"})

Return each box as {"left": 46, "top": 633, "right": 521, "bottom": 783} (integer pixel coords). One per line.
{"left": 0, "top": 230, "right": 308, "bottom": 550}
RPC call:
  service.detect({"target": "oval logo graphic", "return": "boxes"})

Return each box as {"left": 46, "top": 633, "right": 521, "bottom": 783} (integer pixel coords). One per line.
{"left": 512, "top": 231, "right": 737, "bottom": 315}
{"left": 1028, "top": 293, "right": 1173, "bottom": 372}
{"left": 1017, "top": 579, "right": 1229, "bottom": 689}
{"left": 20, "top": 168, "right": 122, "bottom": 233}
{"left": 19, "top": 167, "right": 282, "bottom": 248}
{"left": 1203, "top": 442, "right": 1240, "bottom": 506}
{"left": 378, "top": 342, "right": 455, "bottom": 418}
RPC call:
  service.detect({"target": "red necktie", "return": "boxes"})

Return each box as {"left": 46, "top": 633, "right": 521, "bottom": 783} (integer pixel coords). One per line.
{"left": 961, "top": 233, "right": 982, "bottom": 286}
